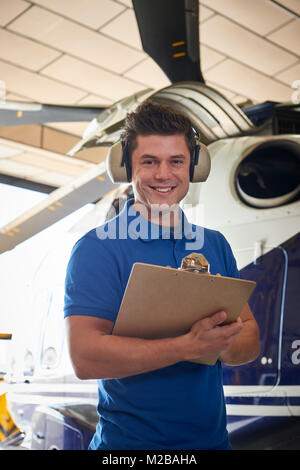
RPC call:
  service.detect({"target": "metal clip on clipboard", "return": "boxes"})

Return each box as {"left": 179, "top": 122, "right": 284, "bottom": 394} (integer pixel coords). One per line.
{"left": 179, "top": 253, "right": 210, "bottom": 274}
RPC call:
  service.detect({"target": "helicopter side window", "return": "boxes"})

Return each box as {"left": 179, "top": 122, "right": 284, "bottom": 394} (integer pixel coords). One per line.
{"left": 40, "top": 285, "right": 65, "bottom": 370}
{"left": 235, "top": 140, "right": 300, "bottom": 209}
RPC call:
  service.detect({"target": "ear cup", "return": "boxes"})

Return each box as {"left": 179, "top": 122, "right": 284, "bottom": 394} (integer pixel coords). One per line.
{"left": 190, "top": 142, "right": 211, "bottom": 183}
{"left": 106, "top": 140, "right": 130, "bottom": 183}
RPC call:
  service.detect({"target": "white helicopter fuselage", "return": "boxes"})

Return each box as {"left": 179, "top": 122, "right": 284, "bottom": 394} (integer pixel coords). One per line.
{"left": 183, "top": 134, "right": 300, "bottom": 270}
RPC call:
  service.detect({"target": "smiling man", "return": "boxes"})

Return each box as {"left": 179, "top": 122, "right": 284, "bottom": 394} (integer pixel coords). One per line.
{"left": 64, "top": 101, "right": 260, "bottom": 450}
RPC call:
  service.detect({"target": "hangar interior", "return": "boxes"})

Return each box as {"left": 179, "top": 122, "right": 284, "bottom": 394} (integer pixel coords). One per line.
{"left": 0, "top": 0, "right": 299, "bottom": 452}
{"left": 0, "top": 0, "right": 299, "bottom": 192}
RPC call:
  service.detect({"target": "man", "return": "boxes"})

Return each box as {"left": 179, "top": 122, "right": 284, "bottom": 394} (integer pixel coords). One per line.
{"left": 64, "top": 101, "right": 260, "bottom": 450}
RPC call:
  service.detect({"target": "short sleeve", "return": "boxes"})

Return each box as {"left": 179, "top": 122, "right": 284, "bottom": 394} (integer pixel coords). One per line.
{"left": 64, "top": 233, "right": 123, "bottom": 322}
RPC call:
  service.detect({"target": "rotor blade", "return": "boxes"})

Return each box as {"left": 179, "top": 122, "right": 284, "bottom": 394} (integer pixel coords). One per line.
{"left": 0, "top": 162, "right": 116, "bottom": 255}
{"left": 132, "top": 0, "right": 204, "bottom": 83}
{"left": 0, "top": 101, "right": 106, "bottom": 127}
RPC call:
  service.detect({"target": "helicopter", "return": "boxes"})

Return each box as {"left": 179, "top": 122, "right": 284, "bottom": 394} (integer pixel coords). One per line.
{"left": 0, "top": 0, "right": 299, "bottom": 450}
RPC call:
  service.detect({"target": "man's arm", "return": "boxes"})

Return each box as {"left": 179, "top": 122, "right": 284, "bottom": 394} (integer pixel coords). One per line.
{"left": 65, "top": 310, "right": 243, "bottom": 380}
{"left": 219, "top": 303, "right": 260, "bottom": 366}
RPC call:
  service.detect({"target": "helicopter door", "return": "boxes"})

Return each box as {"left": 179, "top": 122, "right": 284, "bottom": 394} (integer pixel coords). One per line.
{"left": 223, "top": 244, "right": 288, "bottom": 389}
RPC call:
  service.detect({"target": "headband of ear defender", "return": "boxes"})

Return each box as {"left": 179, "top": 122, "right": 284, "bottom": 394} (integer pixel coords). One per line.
{"left": 106, "top": 132, "right": 211, "bottom": 184}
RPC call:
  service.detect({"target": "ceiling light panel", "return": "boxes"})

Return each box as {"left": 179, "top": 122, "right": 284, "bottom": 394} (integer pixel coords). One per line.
{"left": 41, "top": 55, "right": 146, "bottom": 101}
{"left": 4, "top": 93, "right": 33, "bottom": 102}
{"left": 268, "top": 19, "right": 300, "bottom": 56}
{"left": 0, "top": 0, "right": 29, "bottom": 27}
{"left": 77, "top": 94, "right": 113, "bottom": 106}
{"left": 32, "top": 0, "right": 125, "bottom": 30}
{"left": 275, "top": 62, "right": 300, "bottom": 86}
{"left": 0, "top": 60, "right": 87, "bottom": 103}
{"left": 205, "top": 59, "right": 293, "bottom": 102}
{"left": 201, "top": 15, "right": 298, "bottom": 76}
{"left": 100, "top": 9, "right": 142, "bottom": 49}
{"left": 118, "top": 0, "right": 132, "bottom": 7}
{"left": 199, "top": 5, "right": 215, "bottom": 23}
{"left": 199, "top": 0, "right": 293, "bottom": 35}
{"left": 124, "top": 58, "right": 170, "bottom": 89}
{"left": 274, "top": 0, "right": 300, "bottom": 16}
{"left": 0, "top": 28, "right": 61, "bottom": 72}
{"left": 200, "top": 45, "right": 225, "bottom": 72}
{"left": 8, "top": 6, "right": 145, "bottom": 74}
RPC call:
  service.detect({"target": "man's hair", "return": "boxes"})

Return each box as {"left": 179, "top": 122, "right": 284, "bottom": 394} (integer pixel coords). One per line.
{"left": 120, "top": 100, "right": 196, "bottom": 157}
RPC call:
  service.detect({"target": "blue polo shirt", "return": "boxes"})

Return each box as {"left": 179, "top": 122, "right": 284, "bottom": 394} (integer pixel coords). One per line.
{"left": 64, "top": 199, "right": 239, "bottom": 450}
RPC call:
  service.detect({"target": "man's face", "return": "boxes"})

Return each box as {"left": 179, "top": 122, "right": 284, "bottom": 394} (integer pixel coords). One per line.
{"left": 131, "top": 134, "right": 191, "bottom": 216}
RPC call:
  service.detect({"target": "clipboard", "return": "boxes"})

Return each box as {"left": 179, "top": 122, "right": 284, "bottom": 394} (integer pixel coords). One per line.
{"left": 112, "top": 262, "right": 256, "bottom": 365}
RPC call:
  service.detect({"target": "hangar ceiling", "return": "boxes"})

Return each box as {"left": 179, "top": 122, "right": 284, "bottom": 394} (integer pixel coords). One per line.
{"left": 0, "top": 0, "right": 299, "bottom": 190}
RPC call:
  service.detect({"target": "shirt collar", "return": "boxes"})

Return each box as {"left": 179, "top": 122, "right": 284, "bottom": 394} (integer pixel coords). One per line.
{"left": 119, "top": 198, "right": 196, "bottom": 243}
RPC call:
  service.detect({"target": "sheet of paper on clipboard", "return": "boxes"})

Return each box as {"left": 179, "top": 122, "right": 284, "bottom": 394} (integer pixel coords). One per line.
{"left": 112, "top": 257, "right": 256, "bottom": 365}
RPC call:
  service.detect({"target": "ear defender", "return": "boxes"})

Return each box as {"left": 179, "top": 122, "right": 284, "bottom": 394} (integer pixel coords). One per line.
{"left": 106, "top": 129, "right": 211, "bottom": 184}
{"left": 106, "top": 140, "right": 131, "bottom": 183}
{"left": 189, "top": 127, "right": 211, "bottom": 183}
